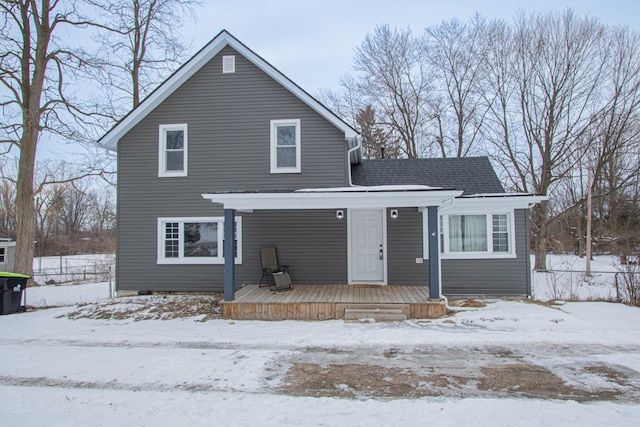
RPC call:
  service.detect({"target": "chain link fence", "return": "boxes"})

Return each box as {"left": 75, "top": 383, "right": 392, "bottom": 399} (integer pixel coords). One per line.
{"left": 532, "top": 269, "right": 640, "bottom": 304}
{"left": 24, "top": 255, "right": 115, "bottom": 308}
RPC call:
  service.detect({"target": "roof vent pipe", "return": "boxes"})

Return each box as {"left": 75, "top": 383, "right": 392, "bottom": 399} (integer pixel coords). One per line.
{"left": 381, "top": 144, "right": 385, "bottom": 159}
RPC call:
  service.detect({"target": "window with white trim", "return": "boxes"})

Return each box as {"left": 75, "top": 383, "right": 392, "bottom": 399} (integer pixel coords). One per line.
{"left": 270, "top": 119, "right": 301, "bottom": 173}
{"left": 0, "top": 247, "right": 5, "bottom": 263}
{"left": 157, "top": 217, "right": 242, "bottom": 264}
{"left": 159, "top": 124, "right": 188, "bottom": 177}
{"left": 439, "top": 213, "right": 514, "bottom": 257}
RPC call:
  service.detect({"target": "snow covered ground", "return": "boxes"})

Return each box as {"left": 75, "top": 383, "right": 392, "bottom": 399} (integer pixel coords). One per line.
{"left": 0, "top": 299, "right": 639, "bottom": 426}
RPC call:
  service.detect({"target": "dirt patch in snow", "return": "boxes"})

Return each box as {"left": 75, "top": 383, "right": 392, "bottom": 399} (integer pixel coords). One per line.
{"left": 280, "top": 361, "right": 632, "bottom": 401}
{"left": 477, "top": 364, "right": 623, "bottom": 401}
{"left": 62, "top": 294, "right": 224, "bottom": 321}
{"left": 280, "top": 363, "right": 467, "bottom": 399}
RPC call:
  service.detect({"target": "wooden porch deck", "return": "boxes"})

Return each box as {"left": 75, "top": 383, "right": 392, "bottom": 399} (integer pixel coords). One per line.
{"left": 221, "top": 284, "right": 447, "bottom": 321}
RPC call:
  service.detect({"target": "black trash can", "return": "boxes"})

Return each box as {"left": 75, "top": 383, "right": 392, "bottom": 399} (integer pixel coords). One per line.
{"left": 0, "top": 272, "right": 30, "bottom": 315}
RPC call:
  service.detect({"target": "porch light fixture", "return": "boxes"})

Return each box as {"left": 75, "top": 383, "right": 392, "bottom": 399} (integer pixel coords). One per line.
{"left": 336, "top": 210, "right": 344, "bottom": 220}
{"left": 390, "top": 209, "right": 399, "bottom": 220}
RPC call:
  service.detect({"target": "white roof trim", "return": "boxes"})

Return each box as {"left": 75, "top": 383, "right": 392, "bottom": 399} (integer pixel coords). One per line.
{"left": 445, "top": 194, "right": 547, "bottom": 213}
{"left": 99, "top": 30, "right": 358, "bottom": 151}
{"left": 202, "top": 189, "right": 463, "bottom": 211}
{"left": 296, "top": 185, "right": 441, "bottom": 192}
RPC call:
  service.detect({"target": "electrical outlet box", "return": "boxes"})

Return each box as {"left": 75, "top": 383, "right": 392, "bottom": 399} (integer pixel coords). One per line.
{"left": 416, "top": 258, "right": 424, "bottom": 264}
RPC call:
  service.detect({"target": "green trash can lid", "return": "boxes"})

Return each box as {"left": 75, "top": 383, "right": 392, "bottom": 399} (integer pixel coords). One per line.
{"left": 0, "top": 272, "right": 31, "bottom": 279}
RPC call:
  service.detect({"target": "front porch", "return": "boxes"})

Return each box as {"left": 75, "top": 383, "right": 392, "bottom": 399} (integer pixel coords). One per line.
{"left": 221, "top": 284, "right": 447, "bottom": 321}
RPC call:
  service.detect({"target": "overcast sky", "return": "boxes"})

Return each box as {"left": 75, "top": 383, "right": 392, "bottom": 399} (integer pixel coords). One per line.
{"left": 188, "top": 0, "right": 640, "bottom": 94}
{"left": 31, "top": 0, "right": 640, "bottom": 158}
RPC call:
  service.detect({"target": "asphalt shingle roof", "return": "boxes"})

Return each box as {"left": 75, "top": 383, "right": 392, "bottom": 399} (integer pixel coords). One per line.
{"left": 351, "top": 157, "right": 505, "bottom": 195}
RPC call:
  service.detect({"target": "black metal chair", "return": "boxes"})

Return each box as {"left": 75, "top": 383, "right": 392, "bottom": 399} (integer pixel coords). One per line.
{"left": 259, "top": 246, "right": 292, "bottom": 291}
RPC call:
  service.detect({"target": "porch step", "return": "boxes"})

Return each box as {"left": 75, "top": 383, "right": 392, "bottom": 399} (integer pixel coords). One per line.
{"left": 343, "top": 307, "right": 407, "bottom": 322}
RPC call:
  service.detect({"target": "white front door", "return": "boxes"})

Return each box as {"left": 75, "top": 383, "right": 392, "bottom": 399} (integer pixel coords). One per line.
{"left": 349, "top": 209, "right": 385, "bottom": 284}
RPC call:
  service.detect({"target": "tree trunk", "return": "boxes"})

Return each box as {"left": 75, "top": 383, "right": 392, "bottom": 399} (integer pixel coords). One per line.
{"left": 13, "top": 127, "right": 37, "bottom": 276}
{"left": 532, "top": 202, "right": 548, "bottom": 270}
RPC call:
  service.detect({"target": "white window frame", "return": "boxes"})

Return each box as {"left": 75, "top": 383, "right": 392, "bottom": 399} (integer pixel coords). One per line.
{"left": 270, "top": 119, "right": 301, "bottom": 174}
{"left": 158, "top": 124, "right": 188, "bottom": 177}
{"left": 157, "top": 217, "right": 242, "bottom": 264}
{"left": 0, "top": 247, "right": 4, "bottom": 263}
{"left": 436, "top": 211, "right": 516, "bottom": 259}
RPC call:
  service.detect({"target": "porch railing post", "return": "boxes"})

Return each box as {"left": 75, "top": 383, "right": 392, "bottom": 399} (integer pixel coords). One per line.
{"left": 427, "top": 206, "right": 441, "bottom": 299}
{"left": 224, "top": 208, "right": 236, "bottom": 301}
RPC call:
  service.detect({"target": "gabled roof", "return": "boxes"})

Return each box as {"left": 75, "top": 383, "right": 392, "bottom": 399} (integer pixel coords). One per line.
{"left": 351, "top": 157, "right": 505, "bottom": 195}
{"left": 98, "top": 30, "right": 358, "bottom": 151}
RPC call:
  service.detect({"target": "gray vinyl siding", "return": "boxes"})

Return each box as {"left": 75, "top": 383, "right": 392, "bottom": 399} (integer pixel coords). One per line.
{"left": 116, "top": 46, "right": 350, "bottom": 291}
{"left": 242, "top": 210, "right": 347, "bottom": 285}
{"left": 117, "top": 209, "right": 346, "bottom": 291}
{"left": 441, "top": 209, "right": 530, "bottom": 297}
{"left": 386, "top": 208, "right": 428, "bottom": 285}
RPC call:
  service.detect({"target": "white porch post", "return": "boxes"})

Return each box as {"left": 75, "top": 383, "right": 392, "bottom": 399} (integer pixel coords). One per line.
{"left": 223, "top": 208, "right": 236, "bottom": 301}
{"left": 427, "top": 205, "right": 441, "bottom": 299}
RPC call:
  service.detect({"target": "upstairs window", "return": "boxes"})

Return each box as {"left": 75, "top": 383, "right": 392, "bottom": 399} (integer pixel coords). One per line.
{"left": 270, "top": 119, "right": 301, "bottom": 173}
{"left": 0, "top": 247, "right": 5, "bottom": 263}
{"left": 159, "top": 124, "right": 188, "bottom": 177}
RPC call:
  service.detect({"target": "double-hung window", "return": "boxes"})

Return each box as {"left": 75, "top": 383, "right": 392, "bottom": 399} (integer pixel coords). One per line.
{"left": 159, "top": 124, "right": 188, "bottom": 177}
{"left": 157, "top": 217, "right": 242, "bottom": 264}
{"left": 0, "top": 247, "right": 5, "bottom": 263}
{"left": 270, "top": 119, "right": 301, "bottom": 173}
{"left": 439, "top": 212, "right": 514, "bottom": 257}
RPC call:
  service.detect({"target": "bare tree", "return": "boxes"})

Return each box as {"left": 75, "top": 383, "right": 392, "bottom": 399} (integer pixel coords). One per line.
{"left": 90, "top": 185, "right": 115, "bottom": 234}
{"left": 586, "top": 26, "right": 640, "bottom": 260}
{"left": 483, "top": 10, "right": 607, "bottom": 269}
{"left": 425, "top": 14, "right": 490, "bottom": 157}
{"left": 88, "top": 0, "right": 201, "bottom": 111}
{"left": 57, "top": 181, "right": 95, "bottom": 234}
{"left": 355, "top": 105, "right": 400, "bottom": 159}
{"left": 0, "top": 168, "right": 17, "bottom": 237}
{"left": 351, "top": 25, "right": 433, "bottom": 158}
{"left": 0, "top": 0, "right": 102, "bottom": 276}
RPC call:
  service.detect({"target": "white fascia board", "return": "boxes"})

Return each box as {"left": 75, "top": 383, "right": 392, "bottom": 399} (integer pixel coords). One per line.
{"left": 99, "top": 31, "right": 357, "bottom": 151}
{"left": 296, "top": 184, "right": 441, "bottom": 192}
{"left": 202, "top": 190, "right": 463, "bottom": 211}
{"left": 445, "top": 194, "right": 547, "bottom": 213}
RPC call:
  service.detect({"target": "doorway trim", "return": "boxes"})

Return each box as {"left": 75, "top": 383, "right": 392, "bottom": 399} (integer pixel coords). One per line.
{"left": 347, "top": 208, "right": 387, "bottom": 285}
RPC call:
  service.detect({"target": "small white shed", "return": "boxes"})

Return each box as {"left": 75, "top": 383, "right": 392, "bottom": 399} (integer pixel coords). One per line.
{"left": 0, "top": 239, "right": 16, "bottom": 272}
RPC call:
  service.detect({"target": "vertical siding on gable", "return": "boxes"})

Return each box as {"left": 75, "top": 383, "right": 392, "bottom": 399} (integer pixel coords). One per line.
{"left": 441, "top": 209, "right": 530, "bottom": 296}
{"left": 116, "top": 46, "right": 351, "bottom": 291}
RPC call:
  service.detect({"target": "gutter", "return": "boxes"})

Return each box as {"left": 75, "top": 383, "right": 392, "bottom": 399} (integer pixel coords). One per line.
{"left": 346, "top": 136, "right": 362, "bottom": 187}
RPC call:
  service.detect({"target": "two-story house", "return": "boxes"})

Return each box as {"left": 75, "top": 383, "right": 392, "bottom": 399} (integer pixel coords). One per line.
{"left": 99, "top": 30, "right": 544, "bottom": 319}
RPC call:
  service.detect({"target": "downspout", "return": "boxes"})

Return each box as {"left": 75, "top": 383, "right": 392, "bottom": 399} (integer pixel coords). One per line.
{"left": 346, "top": 136, "right": 362, "bottom": 187}
{"left": 433, "top": 197, "right": 456, "bottom": 310}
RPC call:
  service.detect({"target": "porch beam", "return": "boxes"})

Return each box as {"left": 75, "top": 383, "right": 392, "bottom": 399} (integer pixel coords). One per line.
{"left": 224, "top": 208, "right": 236, "bottom": 301}
{"left": 427, "top": 205, "right": 440, "bottom": 299}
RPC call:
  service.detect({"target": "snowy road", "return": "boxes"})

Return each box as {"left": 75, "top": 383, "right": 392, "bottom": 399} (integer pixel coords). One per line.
{"left": 1, "top": 339, "right": 639, "bottom": 401}
{"left": 0, "top": 300, "right": 639, "bottom": 426}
